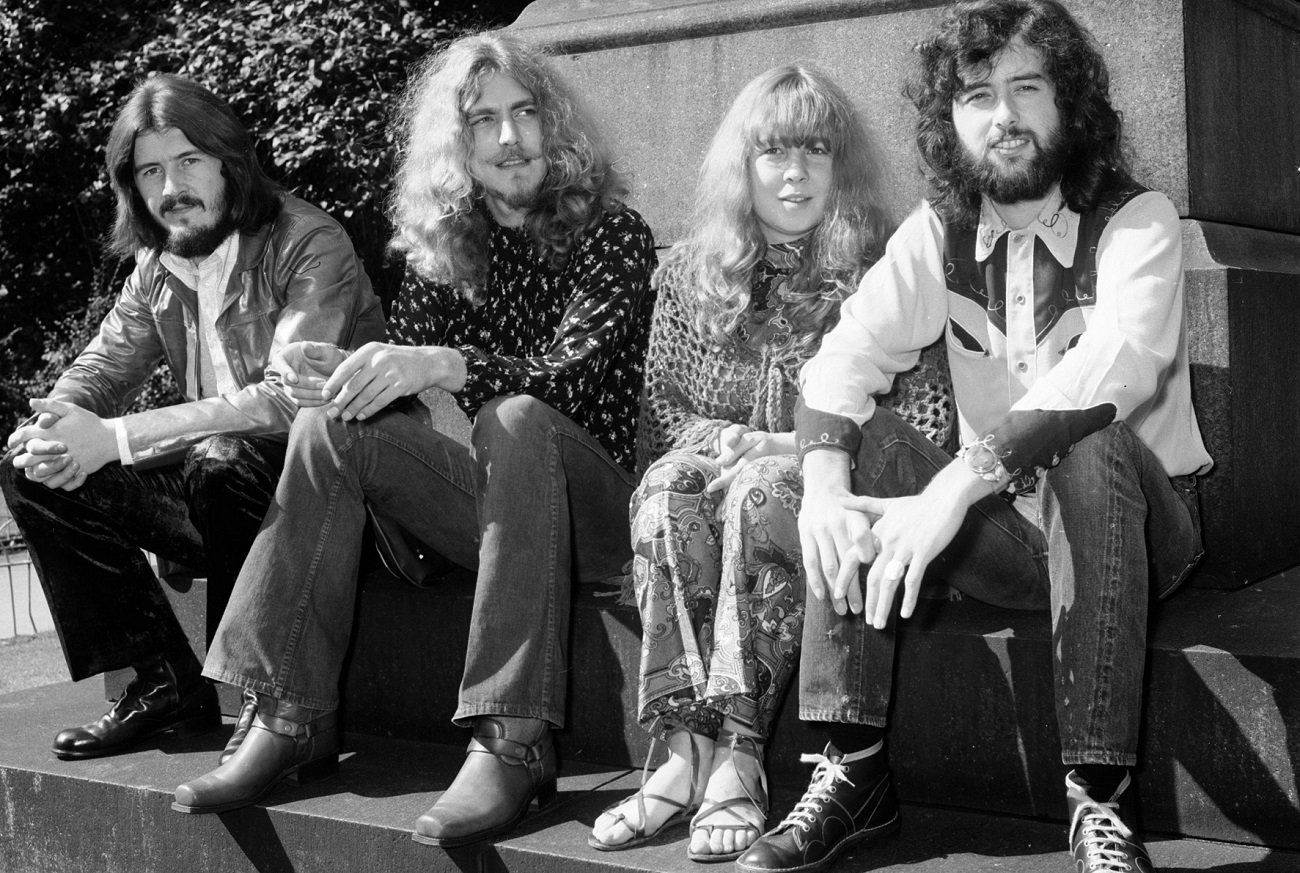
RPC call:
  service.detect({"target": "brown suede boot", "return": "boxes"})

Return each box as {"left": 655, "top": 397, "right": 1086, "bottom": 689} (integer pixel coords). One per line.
{"left": 171, "top": 695, "right": 337, "bottom": 814}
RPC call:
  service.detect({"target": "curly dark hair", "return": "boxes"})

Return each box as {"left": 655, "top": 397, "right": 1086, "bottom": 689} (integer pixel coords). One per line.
{"left": 908, "top": 0, "right": 1131, "bottom": 227}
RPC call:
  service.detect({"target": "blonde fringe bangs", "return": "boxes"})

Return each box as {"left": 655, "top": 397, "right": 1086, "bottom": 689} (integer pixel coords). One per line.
{"left": 672, "top": 64, "right": 888, "bottom": 356}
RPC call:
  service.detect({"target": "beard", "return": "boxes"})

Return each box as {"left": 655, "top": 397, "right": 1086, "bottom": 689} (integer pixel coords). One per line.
{"left": 957, "top": 124, "right": 1070, "bottom": 205}
{"left": 481, "top": 178, "right": 542, "bottom": 212}
{"left": 474, "top": 147, "right": 547, "bottom": 213}
{"left": 161, "top": 190, "right": 237, "bottom": 259}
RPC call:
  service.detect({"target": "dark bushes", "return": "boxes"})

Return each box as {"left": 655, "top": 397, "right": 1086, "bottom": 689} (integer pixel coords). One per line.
{"left": 0, "top": 0, "right": 527, "bottom": 426}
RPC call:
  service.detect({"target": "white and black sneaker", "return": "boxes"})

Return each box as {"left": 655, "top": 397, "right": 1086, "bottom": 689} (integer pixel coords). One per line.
{"left": 1066, "top": 770, "right": 1154, "bottom": 872}
{"left": 737, "top": 742, "right": 899, "bottom": 873}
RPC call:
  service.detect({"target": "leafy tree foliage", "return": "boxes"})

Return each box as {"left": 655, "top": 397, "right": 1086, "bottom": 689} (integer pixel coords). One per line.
{"left": 0, "top": 0, "right": 528, "bottom": 427}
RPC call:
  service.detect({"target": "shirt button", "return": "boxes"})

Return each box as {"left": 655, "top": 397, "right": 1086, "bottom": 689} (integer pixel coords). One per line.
{"left": 1015, "top": 294, "right": 1026, "bottom": 304}
{"left": 1012, "top": 233, "right": 1025, "bottom": 243}
{"left": 1016, "top": 361, "right": 1029, "bottom": 372}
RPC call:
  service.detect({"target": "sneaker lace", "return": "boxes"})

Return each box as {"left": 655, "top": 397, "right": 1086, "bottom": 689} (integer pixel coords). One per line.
{"left": 1075, "top": 799, "right": 1137, "bottom": 872}
{"left": 776, "top": 752, "right": 855, "bottom": 832}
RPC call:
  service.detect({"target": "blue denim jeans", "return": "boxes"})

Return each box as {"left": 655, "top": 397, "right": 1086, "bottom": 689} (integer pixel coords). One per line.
{"left": 204, "top": 395, "right": 636, "bottom": 726}
{"left": 798, "top": 409, "right": 1203, "bottom": 766}
{"left": 0, "top": 435, "right": 286, "bottom": 679}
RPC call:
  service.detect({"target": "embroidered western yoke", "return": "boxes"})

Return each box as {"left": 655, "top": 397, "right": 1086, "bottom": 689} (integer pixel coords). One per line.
{"left": 797, "top": 185, "right": 1211, "bottom": 484}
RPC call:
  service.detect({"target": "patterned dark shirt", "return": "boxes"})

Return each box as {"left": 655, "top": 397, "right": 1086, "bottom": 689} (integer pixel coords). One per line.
{"left": 389, "top": 206, "right": 657, "bottom": 471}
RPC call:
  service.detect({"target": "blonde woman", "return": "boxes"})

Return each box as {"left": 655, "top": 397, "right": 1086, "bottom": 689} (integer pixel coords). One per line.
{"left": 588, "top": 65, "right": 951, "bottom": 861}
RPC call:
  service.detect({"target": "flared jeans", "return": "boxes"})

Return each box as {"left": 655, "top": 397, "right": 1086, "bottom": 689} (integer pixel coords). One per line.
{"left": 203, "top": 395, "right": 636, "bottom": 727}
{"left": 798, "top": 410, "right": 1203, "bottom": 766}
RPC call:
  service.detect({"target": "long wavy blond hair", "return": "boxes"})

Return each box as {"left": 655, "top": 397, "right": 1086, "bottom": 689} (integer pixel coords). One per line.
{"left": 388, "top": 33, "right": 628, "bottom": 303}
{"left": 665, "top": 64, "right": 889, "bottom": 360}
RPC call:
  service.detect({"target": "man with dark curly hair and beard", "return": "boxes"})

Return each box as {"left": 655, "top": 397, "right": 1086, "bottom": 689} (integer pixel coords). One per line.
{"left": 738, "top": 2, "right": 1211, "bottom": 873}
{"left": 0, "top": 74, "right": 383, "bottom": 763}
{"left": 168, "top": 32, "right": 657, "bottom": 849}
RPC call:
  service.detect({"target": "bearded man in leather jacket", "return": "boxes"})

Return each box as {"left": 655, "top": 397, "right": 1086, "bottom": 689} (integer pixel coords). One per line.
{"left": 0, "top": 73, "right": 385, "bottom": 760}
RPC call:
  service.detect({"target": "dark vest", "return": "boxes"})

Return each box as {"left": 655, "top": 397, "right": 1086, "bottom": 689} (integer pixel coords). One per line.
{"left": 941, "top": 184, "right": 1148, "bottom": 351}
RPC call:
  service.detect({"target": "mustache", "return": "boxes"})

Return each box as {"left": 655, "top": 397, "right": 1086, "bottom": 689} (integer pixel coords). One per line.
{"left": 160, "top": 193, "right": 204, "bottom": 214}
{"left": 988, "top": 126, "right": 1039, "bottom": 148}
{"left": 489, "top": 146, "right": 542, "bottom": 165}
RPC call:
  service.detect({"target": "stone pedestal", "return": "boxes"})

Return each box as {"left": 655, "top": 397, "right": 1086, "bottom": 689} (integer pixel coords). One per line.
{"left": 1183, "top": 223, "right": 1300, "bottom": 585}
{"left": 511, "top": 0, "right": 1300, "bottom": 586}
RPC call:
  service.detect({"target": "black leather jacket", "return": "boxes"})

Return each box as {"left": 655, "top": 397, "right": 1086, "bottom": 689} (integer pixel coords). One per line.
{"left": 49, "top": 194, "right": 385, "bottom": 465}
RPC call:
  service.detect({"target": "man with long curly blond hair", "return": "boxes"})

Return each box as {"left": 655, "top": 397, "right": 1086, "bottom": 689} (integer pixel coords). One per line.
{"left": 168, "top": 33, "right": 657, "bottom": 847}
{"left": 741, "top": 2, "right": 1210, "bottom": 873}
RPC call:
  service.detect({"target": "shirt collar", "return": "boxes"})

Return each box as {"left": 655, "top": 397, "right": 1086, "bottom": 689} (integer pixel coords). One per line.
{"left": 763, "top": 237, "right": 808, "bottom": 274}
{"left": 973, "top": 185, "right": 1078, "bottom": 268}
{"left": 159, "top": 232, "right": 238, "bottom": 282}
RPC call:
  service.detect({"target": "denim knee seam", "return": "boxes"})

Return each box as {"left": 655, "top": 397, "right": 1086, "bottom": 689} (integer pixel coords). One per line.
{"left": 269, "top": 434, "right": 356, "bottom": 703}
{"left": 539, "top": 422, "right": 562, "bottom": 722}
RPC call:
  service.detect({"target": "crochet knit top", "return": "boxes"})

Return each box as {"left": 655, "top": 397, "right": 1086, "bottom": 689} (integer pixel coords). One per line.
{"left": 636, "top": 240, "right": 953, "bottom": 473}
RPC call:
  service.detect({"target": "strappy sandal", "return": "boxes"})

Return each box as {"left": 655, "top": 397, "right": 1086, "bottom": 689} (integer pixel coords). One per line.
{"left": 687, "top": 730, "right": 769, "bottom": 863}
{"left": 588, "top": 729, "right": 704, "bottom": 851}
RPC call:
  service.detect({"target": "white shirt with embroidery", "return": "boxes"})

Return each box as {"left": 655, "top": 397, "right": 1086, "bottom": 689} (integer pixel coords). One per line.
{"left": 799, "top": 188, "right": 1212, "bottom": 479}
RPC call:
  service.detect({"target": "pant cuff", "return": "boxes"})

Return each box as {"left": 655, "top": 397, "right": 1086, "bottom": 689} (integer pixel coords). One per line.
{"left": 798, "top": 707, "right": 888, "bottom": 728}
{"left": 202, "top": 667, "right": 338, "bottom": 712}
{"left": 1061, "top": 751, "right": 1138, "bottom": 767}
{"left": 453, "top": 701, "right": 561, "bottom": 729}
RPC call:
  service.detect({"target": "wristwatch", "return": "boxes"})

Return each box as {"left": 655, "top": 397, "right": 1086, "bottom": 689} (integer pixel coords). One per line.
{"left": 957, "top": 440, "right": 1007, "bottom": 484}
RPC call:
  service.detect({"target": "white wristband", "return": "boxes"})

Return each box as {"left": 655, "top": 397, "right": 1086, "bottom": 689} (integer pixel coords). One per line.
{"left": 112, "top": 418, "right": 134, "bottom": 466}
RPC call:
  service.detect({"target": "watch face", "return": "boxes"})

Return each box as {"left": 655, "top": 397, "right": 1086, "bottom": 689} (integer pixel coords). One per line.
{"left": 966, "top": 443, "right": 999, "bottom": 474}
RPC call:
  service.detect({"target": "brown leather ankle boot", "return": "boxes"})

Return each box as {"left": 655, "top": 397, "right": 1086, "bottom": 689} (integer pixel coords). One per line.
{"left": 412, "top": 717, "right": 557, "bottom": 847}
{"left": 171, "top": 695, "right": 338, "bottom": 814}
{"left": 218, "top": 689, "right": 259, "bottom": 766}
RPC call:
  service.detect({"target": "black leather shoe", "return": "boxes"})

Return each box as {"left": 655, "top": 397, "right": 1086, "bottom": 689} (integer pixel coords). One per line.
{"left": 1067, "top": 771, "right": 1155, "bottom": 872}
{"left": 52, "top": 650, "right": 220, "bottom": 760}
{"left": 172, "top": 696, "right": 338, "bottom": 815}
{"left": 737, "top": 744, "right": 900, "bottom": 873}
{"left": 412, "top": 717, "right": 557, "bottom": 848}
{"left": 218, "top": 689, "right": 259, "bottom": 766}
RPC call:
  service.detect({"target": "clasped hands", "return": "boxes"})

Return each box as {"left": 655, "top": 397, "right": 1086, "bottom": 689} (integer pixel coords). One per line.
{"left": 270, "top": 340, "right": 464, "bottom": 421}
{"left": 798, "top": 475, "right": 968, "bottom": 629}
{"left": 705, "top": 423, "right": 796, "bottom": 495}
{"left": 6, "top": 399, "right": 118, "bottom": 492}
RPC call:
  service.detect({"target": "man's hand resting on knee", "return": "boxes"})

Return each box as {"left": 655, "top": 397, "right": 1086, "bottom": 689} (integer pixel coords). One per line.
{"left": 7, "top": 399, "right": 117, "bottom": 491}
{"left": 320, "top": 342, "right": 468, "bottom": 422}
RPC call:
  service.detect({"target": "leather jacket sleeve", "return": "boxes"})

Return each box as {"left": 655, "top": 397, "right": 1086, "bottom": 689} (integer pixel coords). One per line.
{"left": 49, "top": 198, "right": 384, "bottom": 467}
{"left": 47, "top": 256, "right": 170, "bottom": 419}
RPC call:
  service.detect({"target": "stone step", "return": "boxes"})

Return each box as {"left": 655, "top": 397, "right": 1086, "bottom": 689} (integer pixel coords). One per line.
{"left": 333, "top": 565, "right": 1300, "bottom": 851}
{"left": 2, "top": 679, "right": 1296, "bottom": 873}
{"left": 106, "top": 562, "right": 1300, "bottom": 852}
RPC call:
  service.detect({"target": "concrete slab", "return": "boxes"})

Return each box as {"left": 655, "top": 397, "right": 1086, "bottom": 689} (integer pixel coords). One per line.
{"left": 0, "top": 679, "right": 630, "bottom": 873}
{"left": 3, "top": 680, "right": 1296, "bottom": 873}
{"left": 39, "top": 566, "right": 1300, "bottom": 852}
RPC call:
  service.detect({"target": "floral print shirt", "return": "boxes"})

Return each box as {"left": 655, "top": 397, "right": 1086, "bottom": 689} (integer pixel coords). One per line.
{"left": 389, "top": 206, "right": 657, "bottom": 471}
